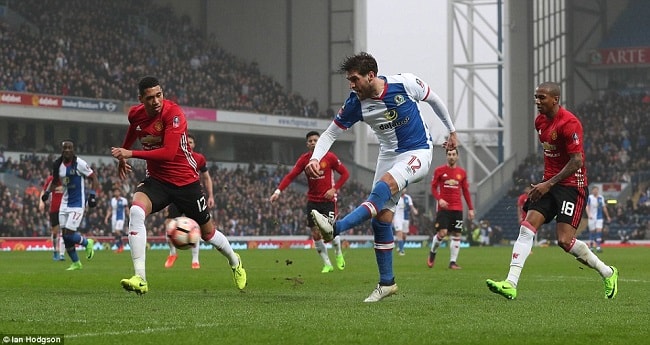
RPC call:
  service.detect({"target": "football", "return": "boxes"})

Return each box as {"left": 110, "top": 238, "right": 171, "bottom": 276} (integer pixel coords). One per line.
{"left": 166, "top": 216, "right": 201, "bottom": 250}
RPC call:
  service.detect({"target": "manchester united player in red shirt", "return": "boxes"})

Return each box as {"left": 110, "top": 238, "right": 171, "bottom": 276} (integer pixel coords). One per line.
{"left": 111, "top": 76, "right": 246, "bottom": 294}
{"left": 427, "top": 148, "right": 475, "bottom": 269}
{"left": 39, "top": 174, "right": 65, "bottom": 261}
{"left": 270, "top": 131, "right": 350, "bottom": 273}
{"left": 487, "top": 82, "right": 618, "bottom": 300}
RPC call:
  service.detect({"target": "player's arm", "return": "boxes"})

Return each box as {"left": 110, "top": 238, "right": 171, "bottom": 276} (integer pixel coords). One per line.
{"left": 104, "top": 205, "right": 112, "bottom": 224}
{"left": 306, "top": 122, "right": 345, "bottom": 178}
{"left": 409, "top": 199, "right": 419, "bottom": 216}
{"left": 420, "top": 85, "right": 457, "bottom": 149}
{"left": 333, "top": 159, "right": 350, "bottom": 190}
{"left": 603, "top": 202, "right": 611, "bottom": 221}
{"left": 530, "top": 152, "right": 582, "bottom": 202}
{"left": 430, "top": 169, "right": 443, "bottom": 204}
{"left": 462, "top": 174, "right": 475, "bottom": 220}
{"left": 201, "top": 170, "right": 214, "bottom": 208}
{"left": 270, "top": 157, "right": 306, "bottom": 202}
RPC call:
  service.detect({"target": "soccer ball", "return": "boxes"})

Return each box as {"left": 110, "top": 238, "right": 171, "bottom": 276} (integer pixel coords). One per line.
{"left": 166, "top": 216, "right": 201, "bottom": 250}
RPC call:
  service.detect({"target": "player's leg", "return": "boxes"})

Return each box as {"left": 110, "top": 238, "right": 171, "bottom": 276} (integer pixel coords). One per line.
{"left": 121, "top": 180, "right": 158, "bottom": 294}
{"left": 190, "top": 237, "right": 200, "bottom": 269}
{"left": 50, "top": 213, "right": 60, "bottom": 261}
{"left": 428, "top": 219, "right": 447, "bottom": 268}
{"left": 60, "top": 208, "right": 92, "bottom": 270}
{"left": 364, "top": 214, "right": 398, "bottom": 302}
{"left": 448, "top": 214, "right": 463, "bottom": 269}
{"left": 594, "top": 219, "right": 604, "bottom": 252}
{"left": 307, "top": 201, "right": 333, "bottom": 272}
{"left": 113, "top": 219, "right": 125, "bottom": 252}
{"left": 179, "top": 182, "right": 246, "bottom": 290}
{"left": 486, "top": 207, "right": 544, "bottom": 299}
{"left": 313, "top": 227, "right": 333, "bottom": 273}
{"left": 164, "top": 205, "right": 181, "bottom": 268}
{"left": 313, "top": 150, "right": 431, "bottom": 240}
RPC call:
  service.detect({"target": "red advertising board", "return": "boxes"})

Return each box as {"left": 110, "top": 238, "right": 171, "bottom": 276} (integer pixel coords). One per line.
{"left": 590, "top": 47, "right": 650, "bottom": 66}
{"left": 0, "top": 91, "right": 62, "bottom": 107}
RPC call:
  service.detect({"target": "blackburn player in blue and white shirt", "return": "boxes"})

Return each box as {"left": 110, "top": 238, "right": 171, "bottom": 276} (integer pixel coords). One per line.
{"left": 46, "top": 140, "right": 100, "bottom": 270}
{"left": 586, "top": 186, "right": 611, "bottom": 252}
{"left": 307, "top": 52, "right": 457, "bottom": 302}
{"left": 393, "top": 189, "right": 418, "bottom": 256}
{"left": 105, "top": 187, "right": 129, "bottom": 253}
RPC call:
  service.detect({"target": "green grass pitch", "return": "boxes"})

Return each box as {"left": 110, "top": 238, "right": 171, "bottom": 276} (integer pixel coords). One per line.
{"left": 1, "top": 245, "right": 647, "bottom": 345}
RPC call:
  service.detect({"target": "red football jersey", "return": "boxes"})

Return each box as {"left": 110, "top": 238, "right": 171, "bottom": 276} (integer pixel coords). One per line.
{"left": 121, "top": 99, "right": 199, "bottom": 187}
{"left": 278, "top": 151, "right": 349, "bottom": 203}
{"left": 193, "top": 151, "right": 207, "bottom": 173}
{"left": 43, "top": 175, "right": 63, "bottom": 212}
{"left": 431, "top": 165, "right": 473, "bottom": 212}
{"left": 534, "top": 106, "right": 587, "bottom": 187}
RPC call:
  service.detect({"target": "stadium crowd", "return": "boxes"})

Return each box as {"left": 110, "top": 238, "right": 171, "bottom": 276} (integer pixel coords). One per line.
{"left": 1, "top": 0, "right": 327, "bottom": 118}
{"left": 0, "top": 154, "right": 373, "bottom": 238}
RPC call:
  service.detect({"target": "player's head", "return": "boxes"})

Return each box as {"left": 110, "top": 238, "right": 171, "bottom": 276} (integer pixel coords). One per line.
{"left": 187, "top": 133, "right": 196, "bottom": 150}
{"left": 446, "top": 147, "right": 459, "bottom": 166}
{"left": 534, "top": 82, "right": 561, "bottom": 116}
{"left": 306, "top": 131, "right": 319, "bottom": 151}
{"left": 138, "top": 76, "right": 164, "bottom": 116}
{"left": 60, "top": 139, "right": 75, "bottom": 162}
{"left": 339, "top": 52, "right": 379, "bottom": 99}
{"left": 113, "top": 187, "right": 121, "bottom": 196}
{"left": 591, "top": 186, "right": 599, "bottom": 195}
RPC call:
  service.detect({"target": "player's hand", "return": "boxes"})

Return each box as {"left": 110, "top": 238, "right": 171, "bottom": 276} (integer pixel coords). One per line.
{"left": 41, "top": 190, "right": 51, "bottom": 202}
{"left": 443, "top": 131, "right": 458, "bottom": 150}
{"left": 87, "top": 190, "right": 97, "bottom": 208}
{"left": 468, "top": 209, "right": 475, "bottom": 221}
{"left": 438, "top": 199, "right": 449, "bottom": 209}
{"left": 305, "top": 159, "right": 322, "bottom": 178}
{"left": 207, "top": 195, "right": 215, "bottom": 209}
{"left": 324, "top": 188, "right": 336, "bottom": 200}
{"left": 111, "top": 147, "right": 133, "bottom": 160}
{"left": 528, "top": 181, "right": 551, "bottom": 203}
{"left": 117, "top": 159, "right": 132, "bottom": 180}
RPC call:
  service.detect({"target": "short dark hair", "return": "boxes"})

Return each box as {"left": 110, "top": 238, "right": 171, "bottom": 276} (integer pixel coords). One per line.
{"left": 138, "top": 76, "right": 161, "bottom": 96}
{"left": 306, "top": 131, "right": 320, "bottom": 140}
{"left": 338, "top": 52, "right": 378, "bottom": 76}
{"left": 537, "top": 82, "right": 561, "bottom": 98}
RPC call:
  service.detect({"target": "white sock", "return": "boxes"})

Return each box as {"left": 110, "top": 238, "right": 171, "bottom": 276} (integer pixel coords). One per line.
{"left": 206, "top": 229, "right": 239, "bottom": 267}
{"left": 191, "top": 240, "right": 200, "bottom": 263}
{"left": 332, "top": 235, "right": 342, "bottom": 256}
{"left": 59, "top": 235, "right": 65, "bottom": 257}
{"left": 128, "top": 205, "right": 147, "bottom": 281}
{"left": 314, "top": 239, "right": 332, "bottom": 266}
{"left": 506, "top": 224, "right": 536, "bottom": 288}
{"left": 449, "top": 236, "right": 461, "bottom": 263}
{"left": 168, "top": 236, "right": 177, "bottom": 256}
{"left": 569, "top": 239, "right": 613, "bottom": 277}
{"left": 430, "top": 233, "right": 443, "bottom": 253}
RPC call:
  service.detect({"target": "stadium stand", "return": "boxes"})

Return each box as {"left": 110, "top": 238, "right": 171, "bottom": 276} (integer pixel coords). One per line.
{"left": 1, "top": 0, "right": 327, "bottom": 118}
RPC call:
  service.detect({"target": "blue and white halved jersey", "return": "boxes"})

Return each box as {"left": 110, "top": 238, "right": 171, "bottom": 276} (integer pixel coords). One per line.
{"left": 335, "top": 73, "right": 435, "bottom": 154}
{"left": 59, "top": 157, "right": 94, "bottom": 209}
{"left": 586, "top": 194, "right": 606, "bottom": 220}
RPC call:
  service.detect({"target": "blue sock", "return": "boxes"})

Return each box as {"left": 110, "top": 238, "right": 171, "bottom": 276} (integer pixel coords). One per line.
{"left": 372, "top": 219, "right": 395, "bottom": 285}
{"left": 63, "top": 233, "right": 80, "bottom": 262}
{"left": 398, "top": 240, "right": 405, "bottom": 252}
{"left": 336, "top": 181, "right": 392, "bottom": 234}
{"left": 596, "top": 232, "right": 602, "bottom": 248}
